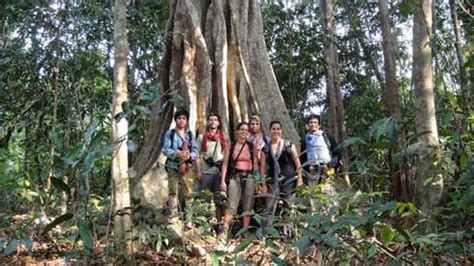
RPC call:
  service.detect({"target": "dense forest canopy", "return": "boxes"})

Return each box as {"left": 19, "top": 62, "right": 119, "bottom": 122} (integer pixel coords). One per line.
{"left": 0, "top": 0, "right": 472, "bottom": 264}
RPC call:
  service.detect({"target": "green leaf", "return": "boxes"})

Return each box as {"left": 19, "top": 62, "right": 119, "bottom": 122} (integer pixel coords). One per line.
{"left": 210, "top": 250, "right": 225, "bottom": 266}
{"left": 295, "top": 234, "right": 311, "bottom": 254}
{"left": 0, "top": 237, "right": 6, "bottom": 252}
{"left": 342, "top": 137, "right": 367, "bottom": 148}
{"left": 264, "top": 226, "right": 280, "bottom": 237}
{"left": 399, "top": 1, "right": 411, "bottom": 18}
{"left": 367, "top": 244, "right": 378, "bottom": 259}
{"left": 235, "top": 226, "right": 254, "bottom": 237}
{"left": 271, "top": 255, "right": 289, "bottom": 265}
{"left": 388, "top": 259, "right": 403, "bottom": 266}
{"left": 3, "top": 239, "right": 18, "bottom": 255}
{"left": 48, "top": 129, "right": 62, "bottom": 150}
{"left": 43, "top": 213, "right": 74, "bottom": 234}
{"left": 460, "top": 151, "right": 468, "bottom": 171}
{"left": 84, "top": 120, "right": 100, "bottom": 145}
{"left": 380, "top": 224, "right": 395, "bottom": 244}
{"left": 232, "top": 234, "right": 255, "bottom": 253}
{"left": 464, "top": 56, "right": 474, "bottom": 68}
{"left": 81, "top": 151, "right": 96, "bottom": 175}
{"left": 77, "top": 219, "right": 94, "bottom": 251}
{"left": 394, "top": 225, "right": 411, "bottom": 241}
{"left": 155, "top": 234, "right": 162, "bottom": 252}
{"left": 21, "top": 238, "right": 33, "bottom": 251}
{"left": 62, "top": 143, "right": 83, "bottom": 167}
{"left": 50, "top": 176, "right": 71, "bottom": 196}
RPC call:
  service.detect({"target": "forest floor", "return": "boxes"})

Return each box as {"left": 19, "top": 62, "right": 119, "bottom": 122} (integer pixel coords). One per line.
{"left": 0, "top": 210, "right": 336, "bottom": 264}
{"left": 1, "top": 208, "right": 473, "bottom": 264}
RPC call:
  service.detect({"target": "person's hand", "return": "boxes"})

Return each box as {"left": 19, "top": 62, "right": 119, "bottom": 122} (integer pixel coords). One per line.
{"left": 175, "top": 150, "right": 186, "bottom": 160}
{"left": 196, "top": 171, "right": 203, "bottom": 182}
{"left": 252, "top": 170, "right": 261, "bottom": 182}
{"left": 220, "top": 181, "right": 227, "bottom": 193}
{"left": 296, "top": 177, "right": 304, "bottom": 187}
{"left": 260, "top": 184, "right": 268, "bottom": 194}
{"left": 182, "top": 151, "right": 191, "bottom": 160}
{"left": 320, "top": 164, "right": 329, "bottom": 173}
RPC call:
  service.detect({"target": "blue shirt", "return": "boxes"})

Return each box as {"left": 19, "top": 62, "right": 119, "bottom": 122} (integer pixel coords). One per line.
{"left": 162, "top": 128, "right": 198, "bottom": 161}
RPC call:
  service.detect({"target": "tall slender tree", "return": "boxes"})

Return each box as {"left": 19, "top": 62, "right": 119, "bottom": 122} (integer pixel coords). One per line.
{"left": 412, "top": 0, "right": 443, "bottom": 214}
{"left": 111, "top": 0, "right": 133, "bottom": 255}
{"left": 319, "top": 0, "right": 350, "bottom": 187}
{"left": 319, "top": 0, "right": 346, "bottom": 144}
{"left": 449, "top": 0, "right": 470, "bottom": 117}
{"left": 378, "top": 0, "right": 409, "bottom": 201}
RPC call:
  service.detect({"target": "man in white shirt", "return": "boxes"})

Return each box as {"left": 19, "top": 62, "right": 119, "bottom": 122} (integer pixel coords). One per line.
{"left": 300, "top": 114, "right": 342, "bottom": 211}
{"left": 195, "top": 113, "right": 229, "bottom": 233}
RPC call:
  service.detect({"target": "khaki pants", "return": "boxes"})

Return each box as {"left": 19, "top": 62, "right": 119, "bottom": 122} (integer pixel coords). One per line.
{"left": 224, "top": 172, "right": 255, "bottom": 216}
{"left": 167, "top": 168, "right": 195, "bottom": 222}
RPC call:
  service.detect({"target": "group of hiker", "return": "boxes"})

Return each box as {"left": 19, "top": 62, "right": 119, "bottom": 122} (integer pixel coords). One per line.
{"left": 162, "top": 109, "right": 342, "bottom": 240}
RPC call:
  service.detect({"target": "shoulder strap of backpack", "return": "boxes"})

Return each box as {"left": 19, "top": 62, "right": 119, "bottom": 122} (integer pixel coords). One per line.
{"left": 169, "top": 129, "right": 176, "bottom": 147}
{"left": 187, "top": 130, "right": 193, "bottom": 142}
{"left": 284, "top": 140, "right": 292, "bottom": 151}
{"left": 323, "top": 131, "right": 332, "bottom": 152}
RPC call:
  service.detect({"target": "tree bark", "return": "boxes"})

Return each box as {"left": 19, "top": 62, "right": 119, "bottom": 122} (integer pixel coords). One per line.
{"left": 412, "top": 0, "right": 443, "bottom": 214}
{"left": 319, "top": 0, "right": 346, "bottom": 144}
{"left": 320, "top": 0, "right": 350, "bottom": 187}
{"left": 132, "top": 0, "right": 299, "bottom": 189}
{"left": 449, "top": 0, "right": 470, "bottom": 116}
{"left": 379, "top": 0, "right": 409, "bottom": 202}
{"left": 112, "top": 0, "right": 133, "bottom": 255}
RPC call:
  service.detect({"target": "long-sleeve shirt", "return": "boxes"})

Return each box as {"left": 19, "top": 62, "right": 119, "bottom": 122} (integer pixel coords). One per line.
{"left": 162, "top": 128, "right": 198, "bottom": 161}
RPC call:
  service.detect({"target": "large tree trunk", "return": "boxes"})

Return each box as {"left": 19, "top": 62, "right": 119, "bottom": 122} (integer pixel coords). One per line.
{"left": 111, "top": 0, "right": 133, "bottom": 255}
{"left": 131, "top": 0, "right": 299, "bottom": 205}
{"left": 379, "top": 0, "right": 409, "bottom": 202}
{"left": 412, "top": 0, "right": 443, "bottom": 215}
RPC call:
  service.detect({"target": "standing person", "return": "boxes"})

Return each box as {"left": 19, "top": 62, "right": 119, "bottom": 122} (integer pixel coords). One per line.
{"left": 264, "top": 121, "right": 303, "bottom": 231}
{"left": 300, "top": 114, "right": 342, "bottom": 211}
{"left": 162, "top": 109, "right": 198, "bottom": 227}
{"left": 195, "top": 113, "right": 229, "bottom": 231}
{"left": 219, "top": 122, "right": 263, "bottom": 241}
{"left": 248, "top": 115, "right": 270, "bottom": 164}
{"left": 248, "top": 115, "right": 269, "bottom": 210}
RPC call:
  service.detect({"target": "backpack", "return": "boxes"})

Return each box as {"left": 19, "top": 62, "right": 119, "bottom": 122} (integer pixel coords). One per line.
{"left": 169, "top": 129, "right": 193, "bottom": 147}
{"left": 164, "top": 129, "right": 194, "bottom": 172}
{"left": 300, "top": 131, "right": 340, "bottom": 169}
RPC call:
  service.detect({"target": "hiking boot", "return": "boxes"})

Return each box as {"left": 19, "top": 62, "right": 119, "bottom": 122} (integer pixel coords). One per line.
{"left": 217, "top": 224, "right": 229, "bottom": 242}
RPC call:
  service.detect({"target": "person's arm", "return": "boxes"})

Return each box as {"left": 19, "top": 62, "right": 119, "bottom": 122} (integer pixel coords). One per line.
{"left": 189, "top": 132, "right": 199, "bottom": 161}
{"left": 258, "top": 150, "right": 266, "bottom": 182}
{"left": 290, "top": 144, "right": 303, "bottom": 186}
{"left": 258, "top": 151, "right": 267, "bottom": 193}
{"left": 220, "top": 146, "right": 230, "bottom": 192}
{"left": 195, "top": 135, "right": 203, "bottom": 180}
{"left": 162, "top": 130, "right": 177, "bottom": 159}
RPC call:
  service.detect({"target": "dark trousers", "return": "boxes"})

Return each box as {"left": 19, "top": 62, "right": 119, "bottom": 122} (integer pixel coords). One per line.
{"left": 263, "top": 178, "right": 295, "bottom": 228}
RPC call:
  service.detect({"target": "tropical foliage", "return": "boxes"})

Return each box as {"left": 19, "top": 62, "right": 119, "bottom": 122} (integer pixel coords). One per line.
{"left": 0, "top": 0, "right": 472, "bottom": 263}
